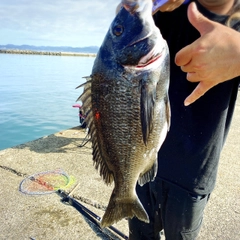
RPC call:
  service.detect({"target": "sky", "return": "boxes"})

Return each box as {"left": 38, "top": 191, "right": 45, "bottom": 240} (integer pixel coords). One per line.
{"left": 0, "top": 0, "right": 118, "bottom": 47}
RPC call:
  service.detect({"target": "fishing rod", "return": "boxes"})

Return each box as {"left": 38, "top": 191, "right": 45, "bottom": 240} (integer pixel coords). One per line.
{"left": 19, "top": 170, "right": 128, "bottom": 239}
{"left": 58, "top": 189, "right": 128, "bottom": 240}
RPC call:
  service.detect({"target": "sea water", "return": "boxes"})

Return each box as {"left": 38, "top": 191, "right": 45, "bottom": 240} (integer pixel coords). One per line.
{"left": 0, "top": 53, "right": 95, "bottom": 150}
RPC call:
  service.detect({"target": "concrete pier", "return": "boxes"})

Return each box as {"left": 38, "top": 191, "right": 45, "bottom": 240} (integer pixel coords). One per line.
{"left": 0, "top": 49, "right": 96, "bottom": 57}
{"left": 0, "top": 95, "right": 240, "bottom": 239}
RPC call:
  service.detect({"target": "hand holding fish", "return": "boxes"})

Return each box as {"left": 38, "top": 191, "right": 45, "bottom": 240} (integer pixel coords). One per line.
{"left": 117, "top": 0, "right": 186, "bottom": 14}
{"left": 175, "top": 2, "right": 240, "bottom": 106}
{"left": 152, "top": 0, "right": 185, "bottom": 13}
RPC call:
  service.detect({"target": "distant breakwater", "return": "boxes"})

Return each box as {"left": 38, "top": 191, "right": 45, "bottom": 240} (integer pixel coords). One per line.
{"left": 0, "top": 49, "right": 96, "bottom": 57}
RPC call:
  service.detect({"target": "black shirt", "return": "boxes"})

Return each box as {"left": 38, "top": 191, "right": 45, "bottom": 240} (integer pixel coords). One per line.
{"left": 154, "top": 1, "right": 240, "bottom": 195}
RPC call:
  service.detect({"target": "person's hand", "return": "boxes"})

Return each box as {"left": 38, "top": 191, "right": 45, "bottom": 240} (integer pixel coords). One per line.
{"left": 175, "top": 2, "right": 240, "bottom": 106}
{"left": 153, "top": 0, "right": 185, "bottom": 12}
{"left": 117, "top": 1, "right": 185, "bottom": 14}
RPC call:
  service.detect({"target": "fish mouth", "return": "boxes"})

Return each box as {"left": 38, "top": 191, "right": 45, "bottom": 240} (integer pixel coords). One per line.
{"left": 122, "top": 0, "right": 151, "bottom": 14}
{"left": 122, "top": 0, "right": 140, "bottom": 14}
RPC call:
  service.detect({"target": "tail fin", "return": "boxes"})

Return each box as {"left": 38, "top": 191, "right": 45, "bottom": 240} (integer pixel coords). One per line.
{"left": 100, "top": 194, "right": 149, "bottom": 228}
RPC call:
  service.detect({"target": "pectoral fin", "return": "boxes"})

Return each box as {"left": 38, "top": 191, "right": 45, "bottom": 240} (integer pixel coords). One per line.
{"left": 140, "top": 80, "right": 156, "bottom": 145}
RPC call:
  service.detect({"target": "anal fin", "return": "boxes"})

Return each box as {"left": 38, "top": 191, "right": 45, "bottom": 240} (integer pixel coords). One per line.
{"left": 138, "top": 159, "right": 158, "bottom": 186}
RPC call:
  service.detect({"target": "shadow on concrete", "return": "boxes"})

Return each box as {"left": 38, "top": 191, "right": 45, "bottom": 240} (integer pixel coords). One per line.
{"left": 13, "top": 134, "right": 91, "bottom": 154}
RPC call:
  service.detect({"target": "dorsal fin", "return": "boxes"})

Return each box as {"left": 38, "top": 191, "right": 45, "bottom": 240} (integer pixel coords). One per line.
{"left": 76, "top": 76, "right": 114, "bottom": 185}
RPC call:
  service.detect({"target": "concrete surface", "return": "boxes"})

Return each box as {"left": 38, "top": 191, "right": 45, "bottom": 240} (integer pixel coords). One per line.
{"left": 0, "top": 95, "right": 240, "bottom": 240}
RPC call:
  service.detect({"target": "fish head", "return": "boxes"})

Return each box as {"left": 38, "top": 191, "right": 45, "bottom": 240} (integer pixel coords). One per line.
{"left": 97, "top": 0, "right": 167, "bottom": 70}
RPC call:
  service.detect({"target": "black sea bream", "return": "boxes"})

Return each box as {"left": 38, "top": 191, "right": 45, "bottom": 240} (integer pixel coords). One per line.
{"left": 77, "top": 0, "right": 170, "bottom": 228}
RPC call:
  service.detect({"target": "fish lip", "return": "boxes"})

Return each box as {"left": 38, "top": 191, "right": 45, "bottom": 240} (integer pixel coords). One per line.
{"left": 122, "top": 3, "right": 139, "bottom": 14}
{"left": 122, "top": 0, "right": 143, "bottom": 14}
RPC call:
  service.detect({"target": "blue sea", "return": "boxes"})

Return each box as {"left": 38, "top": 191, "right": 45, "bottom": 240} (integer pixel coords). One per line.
{"left": 0, "top": 53, "right": 95, "bottom": 150}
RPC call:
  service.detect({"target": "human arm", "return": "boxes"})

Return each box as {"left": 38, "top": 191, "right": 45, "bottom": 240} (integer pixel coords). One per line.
{"left": 175, "top": 2, "right": 240, "bottom": 106}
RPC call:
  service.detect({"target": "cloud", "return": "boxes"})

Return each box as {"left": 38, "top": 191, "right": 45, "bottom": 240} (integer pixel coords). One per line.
{"left": 0, "top": 0, "right": 118, "bottom": 47}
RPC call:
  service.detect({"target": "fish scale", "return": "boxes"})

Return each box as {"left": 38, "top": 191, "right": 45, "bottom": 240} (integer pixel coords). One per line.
{"left": 77, "top": 0, "right": 170, "bottom": 228}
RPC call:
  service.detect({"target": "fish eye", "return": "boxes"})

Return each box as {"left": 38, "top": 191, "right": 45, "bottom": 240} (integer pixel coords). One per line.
{"left": 113, "top": 25, "right": 124, "bottom": 36}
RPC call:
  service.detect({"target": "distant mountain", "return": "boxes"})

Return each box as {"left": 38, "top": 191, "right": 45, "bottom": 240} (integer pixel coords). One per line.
{"left": 0, "top": 44, "right": 99, "bottom": 54}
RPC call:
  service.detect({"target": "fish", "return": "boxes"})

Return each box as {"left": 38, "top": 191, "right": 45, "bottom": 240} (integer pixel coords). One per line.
{"left": 76, "top": 0, "right": 170, "bottom": 228}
